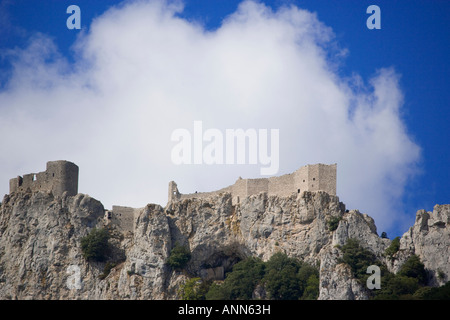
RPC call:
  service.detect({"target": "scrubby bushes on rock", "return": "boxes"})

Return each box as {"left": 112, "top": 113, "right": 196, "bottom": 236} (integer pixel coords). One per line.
{"left": 80, "top": 228, "right": 110, "bottom": 262}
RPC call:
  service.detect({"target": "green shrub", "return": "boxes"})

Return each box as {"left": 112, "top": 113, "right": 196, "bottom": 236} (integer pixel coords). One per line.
{"left": 298, "top": 264, "right": 320, "bottom": 300}
{"left": 384, "top": 237, "right": 400, "bottom": 258}
{"left": 335, "top": 239, "right": 437, "bottom": 300}
{"left": 205, "top": 257, "right": 265, "bottom": 300}
{"left": 263, "top": 252, "right": 303, "bottom": 300}
{"left": 167, "top": 243, "right": 191, "bottom": 271}
{"left": 179, "top": 277, "right": 209, "bottom": 300}
{"left": 327, "top": 216, "right": 342, "bottom": 231}
{"left": 226, "top": 257, "right": 265, "bottom": 299}
{"left": 421, "top": 281, "right": 450, "bottom": 300}
{"left": 387, "top": 275, "right": 420, "bottom": 296}
{"left": 205, "top": 282, "right": 230, "bottom": 300}
{"left": 205, "top": 253, "right": 320, "bottom": 300}
{"left": 371, "top": 254, "right": 431, "bottom": 300}
{"left": 398, "top": 254, "right": 427, "bottom": 286}
{"left": 438, "top": 269, "right": 446, "bottom": 281}
{"left": 99, "top": 262, "right": 116, "bottom": 280}
{"left": 80, "top": 228, "right": 110, "bottom": 262}
{"left": 339, "top": 238, "right": 378, "bottom": 283}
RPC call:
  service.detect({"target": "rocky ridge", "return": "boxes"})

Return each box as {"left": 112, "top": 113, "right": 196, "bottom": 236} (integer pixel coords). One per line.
{"left": 0, "top": 189, "right": 448, "bottom": 300}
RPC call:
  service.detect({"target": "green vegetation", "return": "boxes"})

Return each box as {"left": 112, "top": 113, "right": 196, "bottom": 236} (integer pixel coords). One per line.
{"left": 80, "top": 227, "right": 125, "bottom": 280}
{"left": 384, "top": 236, "right": 400, "bottom": 258}
{"left": 376, "top": 254, "right": 426, "bottom": 299}
{"left": 181, "top": 252, "right": 320, "bottom": 300}
{"left": 417, "top": 281, "right": 450, "bottom": 300}
{"left": 206, "top": 257, "right": 265, "bottom": 300}
{"left": 179, "top": 277, "right": 210, "bottom": 300}
{"left": 263, "top": 252, "right": 318, "bottom": 300}
{"left": 80, "top": 228, "right": 110, "bottom": 262}
{"left": 326, "top": 216, "right": 342, "bottom": 231}
{"left": 438, "top": 269, "right": 446, "bottom": 281}
{"left": 339, "top": 238, "right": 450, "bottom": 300}
{"left": 167, "top": 243, "right": 192, "bottom": 271}
{"left": 339, "top": 238, "right": 379, "bottom": 285}
{"left": 99, "top": 262, "right": 116, "bottom": 280}
{"left": 397, "top": 254, "right": 427, "bottom": 285}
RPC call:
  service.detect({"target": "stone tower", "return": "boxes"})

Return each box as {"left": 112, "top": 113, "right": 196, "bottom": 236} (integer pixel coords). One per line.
{"left": 9, "top": 160, "right": 79, "bottom": 197}
{"left": 168, "top": 181, "right": 180, "bottom": 202}
{"left": 293, "top": 163, "right": 337, "bottom": 196}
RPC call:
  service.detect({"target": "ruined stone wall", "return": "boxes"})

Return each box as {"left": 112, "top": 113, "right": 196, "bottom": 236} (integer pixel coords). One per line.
{"left": 178, "top": 187, "right": 232, "bottom": 201}
{"left": 294, "top": 165, "right": 309, "bottom": 195}
{"left": 318, "top": 163, "right": 337, "bottom": 196}
{"left": 9, "top": 161, "right": 79, "bottom": 197}
{"left": 307, "top": 164, "right": 320, "bottom": 192}
{"left": 246, "top": 178, "right": 269, "bottom": 196}
{"left": 268, "top": 173, "right": 295, "bottom": 197}
{"left": 231, "top": 178, "right": 247, "bottom": 202}
{"left": 111, "top": 206, "right": 136, "bottom": 233}
{"left": 167, "top": 163, "right": 337, "bottom": 205}
{"left": 168, "top": 181, "right": 179, "bottom": 202}
{"left": 46, "top": 161, "right": 79, "bottom": 197}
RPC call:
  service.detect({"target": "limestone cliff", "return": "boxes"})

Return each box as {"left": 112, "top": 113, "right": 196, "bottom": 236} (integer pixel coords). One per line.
{"left": 387, "top": 205, "right": 450, "bottom": 287}
{"left": 0, "top": 189, "right": 448, "bottom": 300}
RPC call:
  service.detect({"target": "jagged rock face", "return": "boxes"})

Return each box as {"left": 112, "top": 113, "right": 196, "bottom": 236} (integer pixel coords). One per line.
{"left": 98, "top": 204, "right": 173, "bottom": 299}
{"left": 389, "top": 205, "right": 450, "bottom": 286}
{"left": 318, "top": 247, "right": 369, "bottom": 300}
{"left": 165, "top": 191, "right": 346, "bottom": 271}
{"left": 0, "top": 190, "right": 448, "bottom": 300}
{"left": 0, "top": 191, "right": 104, "bottom": 299}
{"left": 238, "top": 191, "right": 345, "bottom": 263}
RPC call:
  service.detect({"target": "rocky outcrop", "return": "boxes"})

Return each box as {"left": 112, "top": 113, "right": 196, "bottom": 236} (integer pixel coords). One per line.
{"left": 388, "top": 205, "right": 450, "bottom": 286}
{"left": 0, "top": 189, "right": 448, "bottom": 300}
{"left": 0, "top": 191, "right": 104, "bottom": 299}
{"left": 318, "top": 247, "right": 369, "bottom": 300}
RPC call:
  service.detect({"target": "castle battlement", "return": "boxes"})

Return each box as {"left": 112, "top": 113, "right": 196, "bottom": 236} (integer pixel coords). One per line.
{"left": 9, "top": 160, "right": 79, "bottom": 197}
{"left": 168, "top": 163, "right": 337, "bottom": 205}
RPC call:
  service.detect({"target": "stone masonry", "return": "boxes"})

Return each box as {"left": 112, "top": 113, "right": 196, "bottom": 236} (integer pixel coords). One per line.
{"left": 7, "top": 161, "right": 336, "bottom": 235}
{"left": 9, "top": 160, "right": 79, "bottom": 198}
{"left": 168, "top": 163, "right": 337, "bottom": 205}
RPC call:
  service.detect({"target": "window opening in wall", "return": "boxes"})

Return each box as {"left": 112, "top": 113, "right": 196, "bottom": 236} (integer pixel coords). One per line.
{"left": 303, "top": 180, "right": 305, "bottom": 183}
{"left": 32, "top": 174, "right": 37, "bottom": 181}
{"left": 297, "top": 189, "right": 300, "bottom": 193}
{"left": 52, "top": 173, "right": 55, "bottom": 177}
{"left": 313, "top": 178, "right": 316, "bottom": 181}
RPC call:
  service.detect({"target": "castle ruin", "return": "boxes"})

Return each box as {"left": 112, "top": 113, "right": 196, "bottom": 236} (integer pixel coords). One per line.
{"left": 9, "top": 160, "right": 79, "bottom": 197}
{"left": 168, "top": 163, "right": 337, "bottom": 205}
{"left": 7, "top": 161, "right": 337, "bottom": 234}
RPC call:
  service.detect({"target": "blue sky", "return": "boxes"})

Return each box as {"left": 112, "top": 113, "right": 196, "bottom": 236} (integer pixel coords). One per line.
{"left": 0, "top": 0, "right": 448, "bottom": 238}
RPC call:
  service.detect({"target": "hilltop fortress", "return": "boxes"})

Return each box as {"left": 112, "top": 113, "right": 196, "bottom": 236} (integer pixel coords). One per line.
{"left": 169, "top": 163, "right": 337, "bottom": 205}
{"left": 9, "top": 160, "right": 79, "bottom": 198}
{"left": 7, "top": 161, "right": 337, "bottom": 233}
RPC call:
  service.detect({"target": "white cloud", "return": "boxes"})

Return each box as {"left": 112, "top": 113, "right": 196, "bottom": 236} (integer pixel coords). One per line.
{"left": 0, "top": 0, "right": 420, "bottom": 234}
